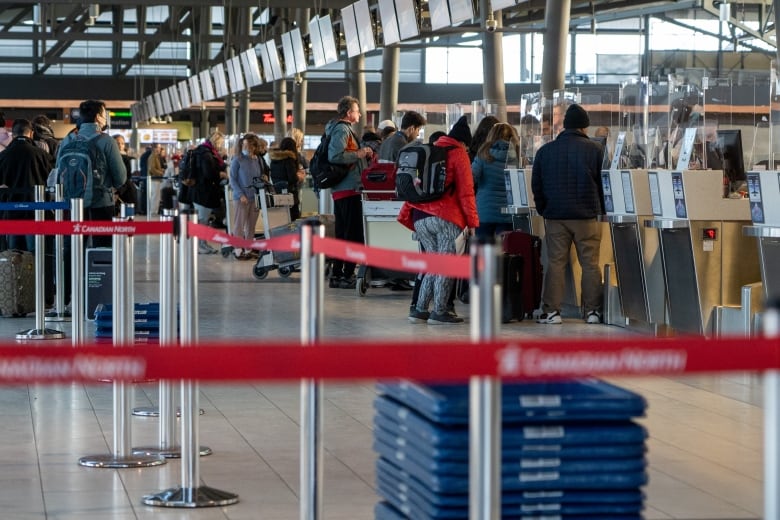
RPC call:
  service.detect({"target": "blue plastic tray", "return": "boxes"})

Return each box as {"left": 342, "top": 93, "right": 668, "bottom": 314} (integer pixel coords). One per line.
{"left": 373, "top": 426, "right": 646, "bottom": 462}
{"left": 376, "top": 464, "right": 644, "bottom": 508}
{"left": 377, "top": 474, "right": 643, "bottom": 519}
{"left": 376, "top": 494, "right": 643, "bottom": 520}
{"left": 377, "top": 456, "right": 647, "bottom": 494}
{"left": 376, "top": 379, "right": 646, "bottom": 425}
{"left": 374, "top": 397, "right": 648, "bottom": 449}
{"left": 373, "top": 437, "right": 646, "bottom": 477}
{"left": 95, "top": 328, "right": 160, "bottom": 338}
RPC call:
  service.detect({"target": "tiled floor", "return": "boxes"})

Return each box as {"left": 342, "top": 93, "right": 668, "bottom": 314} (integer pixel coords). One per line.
{"left": 0, "top": 233, "right": 765, "bottom": 519}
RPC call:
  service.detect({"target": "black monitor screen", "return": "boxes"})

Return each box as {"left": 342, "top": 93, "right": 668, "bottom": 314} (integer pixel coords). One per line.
{"left": 716, "top": 129, "right": 746, "bottom": 190}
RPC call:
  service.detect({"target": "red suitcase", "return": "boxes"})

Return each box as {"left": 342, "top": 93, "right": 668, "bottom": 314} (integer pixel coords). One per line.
{"left": 500, "top": 230, "right": 543, "bottom": 318}
{"left": 361, "top": 161, "right": 396, "bottom": 200}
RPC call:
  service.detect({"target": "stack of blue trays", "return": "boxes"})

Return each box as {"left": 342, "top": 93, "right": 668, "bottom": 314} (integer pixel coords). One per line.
{"left": 374, "top": 379, "right": 648, "bottom": 519}
{"left": 94, "top": 302, "right": 167, "bottom": 341}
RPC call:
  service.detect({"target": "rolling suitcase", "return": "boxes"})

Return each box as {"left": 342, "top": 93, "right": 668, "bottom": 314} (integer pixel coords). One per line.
{"left": 501, "top": 254, "right": 524, "bottom": 322}
{"left": 361, "top": 161, "right": 396, "bottom": 200}
{"left": 0, "top": 249, "right": 35, "bottom": 317}
{"left": 500, "top": 230, "right": 543, "bottom": 318}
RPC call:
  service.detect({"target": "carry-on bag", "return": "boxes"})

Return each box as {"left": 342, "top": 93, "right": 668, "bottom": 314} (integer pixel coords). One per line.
{"left": 0, "top": 249, "right": 35, "bottom": 317}
{"left": 500, "top": 230, "right": 543, "bottom": 318}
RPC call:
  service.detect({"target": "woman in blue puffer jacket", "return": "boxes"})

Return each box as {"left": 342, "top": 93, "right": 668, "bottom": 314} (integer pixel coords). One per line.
{"left": 471, "top": 122, "right": 521, "bottom": 239}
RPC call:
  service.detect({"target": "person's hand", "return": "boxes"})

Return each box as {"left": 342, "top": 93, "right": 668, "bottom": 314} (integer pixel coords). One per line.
{"left": 239, "top": 194, "right": 248, "bottom": 205}
{"left": 462, "top": 227, "right": 472, "bottom": 238}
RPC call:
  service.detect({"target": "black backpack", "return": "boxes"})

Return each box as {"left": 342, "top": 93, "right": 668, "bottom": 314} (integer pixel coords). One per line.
{"left": 178, "top": 148, "right": 200, "bottom": 187}
{"left": 394, "top": 144, "right": 454, "bottom": 203}
{"left": 309, "top": 121, "right": 351, "bottom": 190}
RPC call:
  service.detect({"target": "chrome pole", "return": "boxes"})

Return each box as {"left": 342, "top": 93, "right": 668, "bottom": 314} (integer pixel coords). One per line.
{"left": 300, "top": 220, "right": 325, "bottom": 520}
{"left": 764, "top": 301, "right": 780, "bottom": 519}
{"left": 70, "top": 199, "right": 84, "bottom": 345}
{"left": 469, "top": 236, "right": 501, "bottom": 520}
{"left": 16, "top": 185, "right": 65, "bottom": 340}
{"left": 45, "top": 184, "right": 70, "bottom": 322}
{"left": 133, "top": 208, "right": 212, "bottom": 458}
{"left": 143, "top": 210, "right": 238, "bottom": 507}
{"left": 78, "top": 205, "right": 165, "bottom": 469}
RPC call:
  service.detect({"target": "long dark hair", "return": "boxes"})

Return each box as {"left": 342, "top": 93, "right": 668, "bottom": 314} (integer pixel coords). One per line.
{"left": 468, "top": 115, "right": 499, "bottom": 159}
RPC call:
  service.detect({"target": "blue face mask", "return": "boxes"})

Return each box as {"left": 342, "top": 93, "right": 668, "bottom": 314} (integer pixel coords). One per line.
{"left": 241, "top": 150, "right": 249, "bottom": 157}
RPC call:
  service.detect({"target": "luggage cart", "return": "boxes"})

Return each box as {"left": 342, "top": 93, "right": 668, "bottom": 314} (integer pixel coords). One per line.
{"left": 251, "top": 188, "right": 298, "bottom": 280}
{"left": 356, "top": 191, "right": 418, "bottom": 296}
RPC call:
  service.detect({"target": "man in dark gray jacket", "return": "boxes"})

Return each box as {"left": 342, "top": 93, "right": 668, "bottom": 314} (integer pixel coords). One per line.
{"left": 531, "top": 104, "right": 605, "bottom": 325}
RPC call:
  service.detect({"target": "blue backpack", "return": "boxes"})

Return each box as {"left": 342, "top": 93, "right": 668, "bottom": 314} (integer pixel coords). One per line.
{"left": 58, "top": 133, "right": 107, "bottom": 208}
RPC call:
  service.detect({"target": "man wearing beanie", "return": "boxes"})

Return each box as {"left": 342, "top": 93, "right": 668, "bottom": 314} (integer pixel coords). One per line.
{"left": 531, "top": 103, "right": 605, "bottom": 325}
{"left": 397, "top": 115, "right": 479, "bottom": 324}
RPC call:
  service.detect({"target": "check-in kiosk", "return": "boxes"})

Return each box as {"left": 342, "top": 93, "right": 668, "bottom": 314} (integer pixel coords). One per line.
{"left": 601, "top": 169, "right": 666, "bottom": 331}
{"left": 743, "top": 170, "right": 780, "bottom": 327}
{"left": 502, "top": 168, "right": 543, "bottom": 234}
{"left": 646, "top": 170, "right": 760, "bottom": 335}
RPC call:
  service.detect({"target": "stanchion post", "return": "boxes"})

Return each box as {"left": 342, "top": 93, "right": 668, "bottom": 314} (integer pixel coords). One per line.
{"left": 70, "top": 198, "right": 85, "bottom": 345}
{"left": 16, "top": 185, "right": 65, "bottom": 340}
{"left": 764, "top": 300, "right": 780, "bottom": 519}
{"left": 143, "top": 211, "right": 238, "bottom": 507}
{"left": 300, "top": 220, "right": 325, "bottom": 520}
{"left": 45, "top": 184, "right": 70, "bottom": 322}
{"left": 78, "top": 205, "right": 165, "bottom": 469}
{"left": 133, "top": 208, "right": 212, "bottom": 458}
{"left": 469, "top": 236, "right": 501, "bottom": 520}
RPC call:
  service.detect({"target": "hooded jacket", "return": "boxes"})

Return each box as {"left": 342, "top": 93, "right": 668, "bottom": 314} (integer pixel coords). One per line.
{"left": 325, "top": 119, "right": 366, "bottom": 198}
{"left": 0, "top": 136, "right": 51, "bottom": 220}
{"left": 471, "top": 140, "right": 516, "bottom": 225}
{"left": 397, "top": 135, "right": 479, "bottom": 231}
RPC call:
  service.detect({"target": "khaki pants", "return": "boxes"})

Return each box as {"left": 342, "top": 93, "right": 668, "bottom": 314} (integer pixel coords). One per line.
{"left": 541, "top": 218, "right": 603, "bottom": 314}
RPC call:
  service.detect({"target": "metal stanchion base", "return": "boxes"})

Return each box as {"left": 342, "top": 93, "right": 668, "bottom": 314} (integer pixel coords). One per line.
{"left": 15, "top": 328, "right": 66, "bottom": 340}
{"left": 132, "top": 445, "right": 213, "bottom": 459}
{"left": 143, "top": 486, "right": 239, "bottom": 508}
{"left": 44, "top": 312, "right": 72, "bottom": 322}
{"left": 78, "top": 453, "right": 166, "bottom": 468}
{"left": 132, "top": 406, "right": 205, "bottom": 417}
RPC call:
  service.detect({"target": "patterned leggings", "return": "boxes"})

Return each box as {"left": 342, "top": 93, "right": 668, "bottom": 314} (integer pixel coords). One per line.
{"left": 413, "top": 216, "right": 461, "bottom": 315}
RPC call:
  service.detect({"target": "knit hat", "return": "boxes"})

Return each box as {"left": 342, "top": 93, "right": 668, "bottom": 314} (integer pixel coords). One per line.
{"left": 563, "top": 104, "right": 590, "bottom": 129}
{"left": 377, "top": 119, "right": 396, "bottom": 131}
{"left": 448, "top": 115, "right": 472, "bottom": 146}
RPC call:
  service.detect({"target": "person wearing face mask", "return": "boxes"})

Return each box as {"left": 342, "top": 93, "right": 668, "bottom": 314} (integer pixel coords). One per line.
{"left": 57, "top": 99, "right": 127, "bottom": 241}
{"left": 229, "top": 133, "right": 264, "bottom": 259}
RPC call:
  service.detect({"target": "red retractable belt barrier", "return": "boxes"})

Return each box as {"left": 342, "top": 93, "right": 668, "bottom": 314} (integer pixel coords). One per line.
{"left": 0, "top": 220, "right": 173, "bottom": 235}
{"left": 0, "top": 336, "right": 776, "bottom": 384}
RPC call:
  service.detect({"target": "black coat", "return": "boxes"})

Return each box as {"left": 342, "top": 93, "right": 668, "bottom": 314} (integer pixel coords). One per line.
{"left": 0, "top": 136, "right": 52, "bottom": 220}
{"left": 189, "top": 144, "right": 225, "bottom": 210}
{"left": 531, "top": 129, "right": 605, "bottom": 220}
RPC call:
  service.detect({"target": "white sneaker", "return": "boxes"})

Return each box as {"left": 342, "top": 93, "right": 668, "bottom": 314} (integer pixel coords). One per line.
{"left": 536, "top": 310, "right": 562, "bottom": 324}
{"left": 586, "top": 310, "right": 602, "bottom": 324}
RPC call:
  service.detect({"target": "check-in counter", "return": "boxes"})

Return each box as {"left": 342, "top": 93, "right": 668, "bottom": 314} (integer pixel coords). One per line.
{"left": 743, "top": 171, "right": 780, "bottom": 330}
{"left": 601, "top": 169, "right": 666, "bottom": 332}
{"left": 646, "top": 170, "right": 760, "bottom": 336}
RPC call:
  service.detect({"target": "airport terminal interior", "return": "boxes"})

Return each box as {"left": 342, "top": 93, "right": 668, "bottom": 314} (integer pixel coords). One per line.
{"left": 0, "top": 0, "right": 780, "bottom": 519}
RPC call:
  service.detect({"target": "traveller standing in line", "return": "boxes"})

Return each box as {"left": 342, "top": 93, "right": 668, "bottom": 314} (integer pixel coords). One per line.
{"left": 326, "top": 95, "right": 373, "bottom": 289}
{"left": 531, "top": 103, "right": 605, "bottom": 325}
{"left": 377, "top": 120, "right": 396, "bottom": 141}
{"left": 472, "top": 122, "right": 521, "bottom": 239}
{"left": 398, "top": 115, "right": 479, "bottom": 324}
{"left": 189, "top": 130, "right": 227, "bottom": 254}
{"left": 229, "top": 133, "right": 263, "bottom": 260}
{"left": 269, "top": 137, "right": 304, "bottom": 222}
{"left": 147, "top": 143, "right": 164, "bottom": 216}
{"left": 378, "top": 111, "right": 426, "bottom": 162}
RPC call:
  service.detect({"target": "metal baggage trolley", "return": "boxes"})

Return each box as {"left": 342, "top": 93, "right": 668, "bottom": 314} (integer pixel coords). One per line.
{"left": 251, "top": 188, "right": 299, "bottom": 280}
{"left": 356, "top": 190, "right": 418, "bottom": 296}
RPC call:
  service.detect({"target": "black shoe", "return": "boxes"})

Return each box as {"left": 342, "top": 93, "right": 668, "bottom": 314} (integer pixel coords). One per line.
{"left": 328, "top": 277, "right": 343, "bottom": 288}
{"left": 339, "top": 276, "right": 356, "bottom": 289}
{"left": 427, "top": 311, "right": 464, "bottom": 324}
{"left": 408, "top": 309, "right": 430, "bottom": 323}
